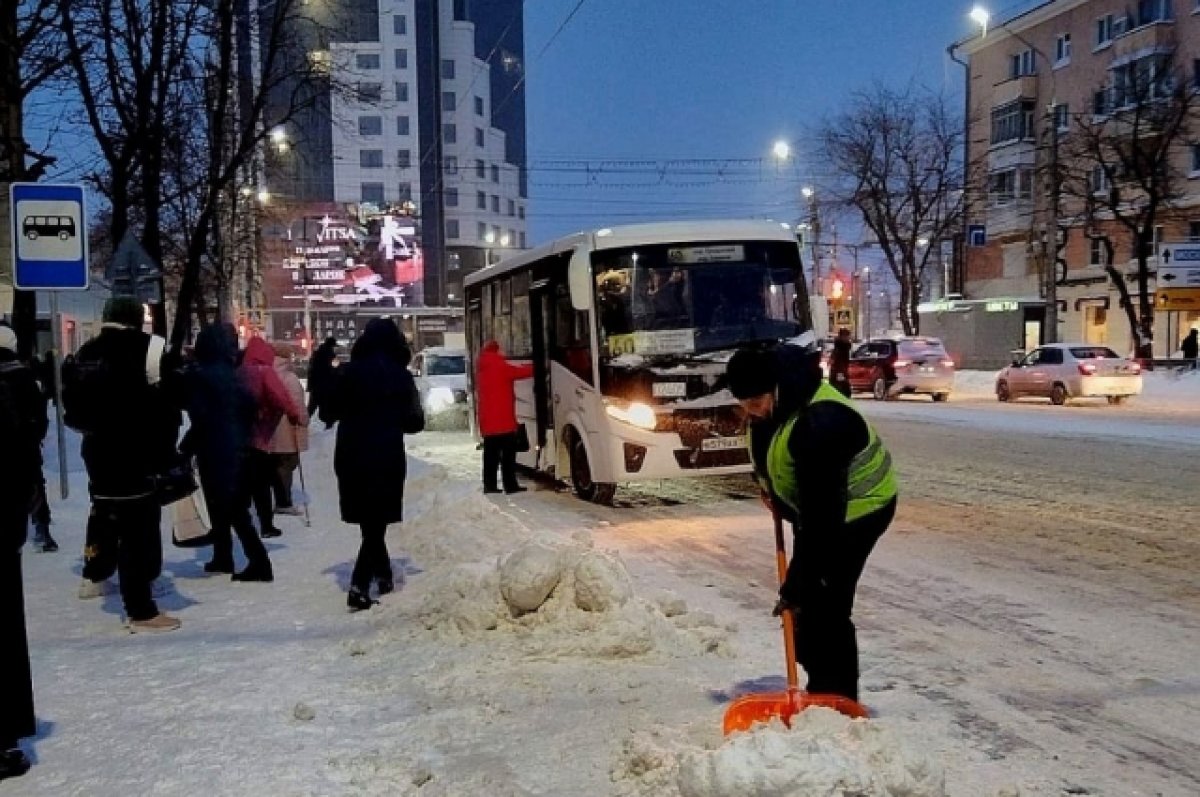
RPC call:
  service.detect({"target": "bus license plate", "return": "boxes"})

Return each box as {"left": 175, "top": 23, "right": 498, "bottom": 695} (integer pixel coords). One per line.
{"left": 701, "top": 436, "right": 745, "bottom": 451}
{"left": 652, "top": 381, "right": 688, "bottom": 398}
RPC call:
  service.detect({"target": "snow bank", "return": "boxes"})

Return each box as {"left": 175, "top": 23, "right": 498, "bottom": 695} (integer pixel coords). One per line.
{"left": 372, "top": 464, "right": 733, "bottom": 660}
{"left": 612, "top": 710, "right": 947, "bottom": 797}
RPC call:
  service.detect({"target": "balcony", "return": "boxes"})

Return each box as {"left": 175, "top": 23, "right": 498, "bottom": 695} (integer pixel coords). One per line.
{"left": 1113, "top": 19, "right": 1175, "bottom": 54}
{"left": 992, "top": 74, "right": 1039, "bottom": 106}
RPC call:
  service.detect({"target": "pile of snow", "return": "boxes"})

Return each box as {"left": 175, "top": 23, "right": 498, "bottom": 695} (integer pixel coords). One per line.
{"left": 611, "top": 709, "right": 948, "bottom": 797}
{"left": 373, "top": 464, "right": 733, "bottom": 660}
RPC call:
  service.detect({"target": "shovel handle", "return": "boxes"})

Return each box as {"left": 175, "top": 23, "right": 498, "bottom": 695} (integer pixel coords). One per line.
{"left": 772, "top": 510, "right": 801, "bottom": 693}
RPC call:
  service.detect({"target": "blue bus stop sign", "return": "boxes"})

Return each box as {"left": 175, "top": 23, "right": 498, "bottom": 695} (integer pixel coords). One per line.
{"left": 9, "top": 183, "right": 89, "bottom": 290}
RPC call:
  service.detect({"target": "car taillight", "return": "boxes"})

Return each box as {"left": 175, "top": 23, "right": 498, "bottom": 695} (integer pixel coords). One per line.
{"left": 941, "top": 359, "right": 955, "bottom": 368}
{"left": 1078, "top": 362, "right": 1097, "bottom": 375}
{"left": 893, "top": 359, "right": 911, "bottom": 369}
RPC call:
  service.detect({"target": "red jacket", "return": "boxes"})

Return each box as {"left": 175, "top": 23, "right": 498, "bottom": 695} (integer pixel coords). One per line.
{"left": 240, "top": 337, "right": 302, "bottom": 451}
{"left": 476, "top": 341, "right": 533, "bottom": 437}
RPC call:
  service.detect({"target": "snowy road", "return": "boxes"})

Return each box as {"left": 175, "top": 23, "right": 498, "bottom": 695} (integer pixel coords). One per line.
{"left": 10, "top": 401, "right": 1199, "bottom": 796}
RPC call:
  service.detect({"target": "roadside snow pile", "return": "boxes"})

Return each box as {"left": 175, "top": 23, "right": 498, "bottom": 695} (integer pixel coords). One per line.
{"left": 375, "top": 465, "right": 732, "bottom": 660}
{"left": 612, "top": 710, "right": 946, "bottom": 797}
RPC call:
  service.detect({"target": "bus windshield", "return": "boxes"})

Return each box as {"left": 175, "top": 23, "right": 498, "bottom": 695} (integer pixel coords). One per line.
{"left": 593, "top": 240, "right": 804, "bottom": 358}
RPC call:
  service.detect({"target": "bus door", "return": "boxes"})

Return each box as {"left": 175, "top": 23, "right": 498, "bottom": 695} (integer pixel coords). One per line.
{"left": 529, "top": 281, "right": 555, "bottom": 467}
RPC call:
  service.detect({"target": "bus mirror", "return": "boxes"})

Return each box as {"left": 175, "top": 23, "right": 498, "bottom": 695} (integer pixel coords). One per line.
{"left": 568, "top": 246, "right": 591, "bottom": 311}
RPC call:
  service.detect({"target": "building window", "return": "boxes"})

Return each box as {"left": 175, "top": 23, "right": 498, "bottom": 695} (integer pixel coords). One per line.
{"left": 361, "top": 182, "right": 384, "bottom": 203}
{"left": 476, "top": 191, "right": 487, "bottom": 210}
{"left": 475, "top": 96, "right": 484, "bottom": 116}
{"left": 396, "top": 115, "right": 410, "bottom": 136}
{"left": 394, "top": 48, "right": 408, "bottom": 70}
{"left": 356, "top": 82, "right": 382, "bottom": 102}
{"left": 1113, "top": 54, "right": 1174, "bottom": 108}
{"left": 475, "top": 159, "right": 486, "bottom": 178}
{"left": 397, "top": 149, "right": 411, "bottom": 168}
{"left": 444, "top": 155, "right": 458, "bottom": 174}
{"left": 446, "top": 187, "right": 459, "bottom": 207}
{"left": 518, "top": 205, "right": 525, "bottom": 219}
{"left": 1096, "top": 15, "right": 1113, "bottom": 46}
{"left": 1090, "top": 237, "right": 1109, "bottom": 266}
{"left": 393, "top": 15, "right": 407, "bottom": 35}
{"left": 1193, "top": 59, "right": 1200, "bottom": 90}
{"left": 443, "top": 123, "right": 457, "bottom": 144}
{"left": 358, "top": 116, "right": 382, "bottom": 136}
{"left": 1136, "top": 0, "right": 1172, "bottom": 26}
{"left": 1055, "top": 33, "right": 1071, "bottom": 65}
{"left": 475, "top": 128, "right": 485, "bottom": 147}
{"left": 447, "top": 219, "right": 460, "bottom": 239}
{"left": 356, "top": 53, "right": 381, "bottom": 70}
{"left": 990, "top": 100, "right": 1035, "bottom": 144}
{"left": 1188, "top": 221, "right": 1200, "bottom": 242}
{"left": 987, "top": 167, "right": 1033, "bottom": 206}
{"left": 1093, "top": 88, "right": 1112, "bottom": 116}
{"left": 491, "top": 164, "right": 500, "bottom": 183}
{"left": 1009, "top": 49, "right": 1036, "bottom": 79}
{"left": 453, "top": 0, "right": 468, "bottom": 21}
{"left": 395, "top": 81, "right": 409, "bottom": 102}
{"left": 397, "top": 182, "right": 412, "bottom": 202}
{"left": 360, "top": 149, "right": 383, "bottom": 168}
{"left": 478, "top": 222, "right": 488, "bottom": 241}
{"left": 507, "top": 199, "right": 515, "bottom": 217}
{"left": 1090, "top": 165, "right": 1111, "bottom": 195}
{"left": 519, "top": 232, "right": 526, "bottom": 248}
{"left": 442, "top": 91, "right": 456, "bottom": 112}
{"left": 1053, "top": 103, "right": 1070, "bottom": 132}
{"left": 1192, "top": 143, "right": 1200, "bottom": 174}
{"left": 491, "top": 195, "right": 500, "bottom": 213}
{"left": 441, "top": 59, "right": 456, "bottom": 80}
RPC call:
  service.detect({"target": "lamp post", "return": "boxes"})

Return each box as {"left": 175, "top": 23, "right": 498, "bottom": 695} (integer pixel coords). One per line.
{"left": 770, "top": 141, "right": 821, "bottom": 296}
{"left": 969, "top": 5, "right": 1060, "bottom": 343}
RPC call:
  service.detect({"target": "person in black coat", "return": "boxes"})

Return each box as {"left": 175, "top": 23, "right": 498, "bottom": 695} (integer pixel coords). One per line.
{"left": 0, "top": 326, "right": 41, "bottom": 781}
{"left": 306, "top": 337, "right": 338, "bottom": 420}
{"left": 1181, "top": 328, "right": 1198, "bottom": 361}
{"left": 828, "top": 328, "right": 853, "bottom": 398}
{"left": 321, "top": 319, "right": 424, "bottom": 611}
{"left": 181, "top": 323, "right": 272, "bottom": 580}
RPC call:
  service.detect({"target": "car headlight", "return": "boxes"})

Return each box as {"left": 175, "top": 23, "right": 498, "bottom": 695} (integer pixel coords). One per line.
{"left": 426, "top": 386, "right": 456, "bottom": 413}
{"left": 605, "top": 400, "right": 658, "bottom": 431}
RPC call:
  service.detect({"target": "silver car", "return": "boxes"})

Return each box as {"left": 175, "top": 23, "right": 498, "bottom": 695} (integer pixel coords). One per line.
{"left": 996, "top": 344, "right": 1143, "bottom": 406}
{"left": 411, "top": 347, "right": 470, "bottom": 427}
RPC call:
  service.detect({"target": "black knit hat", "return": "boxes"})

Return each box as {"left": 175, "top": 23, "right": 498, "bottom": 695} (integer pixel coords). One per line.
{"left": 102, "top": 296, "right": 144, "bottom": 328}
{"left": 724, "top": 348, "right": 778, "bottom": 400}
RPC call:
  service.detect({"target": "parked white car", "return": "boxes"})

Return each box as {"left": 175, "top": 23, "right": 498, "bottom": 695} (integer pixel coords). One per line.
{"left": 996, "top": 344, "right": 1143, "bottom": 405}
{"left": 411, "top": 347, "right": 469, "bottom": 427}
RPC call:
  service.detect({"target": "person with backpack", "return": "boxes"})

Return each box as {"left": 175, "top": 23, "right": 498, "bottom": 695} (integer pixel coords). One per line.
{"left": 0, "top": 325, "right": 42, "bottom": 780}
{"left": 62, "top": 297, "right": 183, "bottom": 632}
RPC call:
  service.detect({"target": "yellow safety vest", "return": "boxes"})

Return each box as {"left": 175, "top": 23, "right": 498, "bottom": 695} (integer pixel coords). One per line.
{"left": 766, "top": 381, "right": 897, "bottom": 523}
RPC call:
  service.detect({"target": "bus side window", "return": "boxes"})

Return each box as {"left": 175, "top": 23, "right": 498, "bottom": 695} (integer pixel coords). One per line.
{"left": 554, "top": 287, "right": 593, "bottom": 385}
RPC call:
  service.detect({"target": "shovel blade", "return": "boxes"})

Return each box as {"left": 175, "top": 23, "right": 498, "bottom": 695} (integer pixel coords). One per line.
{"left": 722, "top": 690, "right": 869, "bottom": 735}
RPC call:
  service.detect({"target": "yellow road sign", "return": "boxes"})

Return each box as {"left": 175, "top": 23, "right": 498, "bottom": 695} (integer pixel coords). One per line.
{"left": 1155, "top": 287, "right": 1200, "bottom": 311}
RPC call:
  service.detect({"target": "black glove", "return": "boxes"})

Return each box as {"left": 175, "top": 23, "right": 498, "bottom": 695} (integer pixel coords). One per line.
{"left": 772, "top": 596, "right": 800, "bottom": 618}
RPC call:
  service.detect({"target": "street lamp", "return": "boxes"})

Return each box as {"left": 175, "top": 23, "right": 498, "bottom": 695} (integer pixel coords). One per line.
{"left": 256, "top": 189, "right": 270, "bottom": 204}
{"left": 969, "top": 5, "right": 990, "bottom": 35}
{"left": 772, "top": 140, "right": 791, "bottom": 162}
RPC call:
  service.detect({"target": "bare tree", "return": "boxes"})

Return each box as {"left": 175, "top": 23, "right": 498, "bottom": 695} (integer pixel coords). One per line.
{"left": 1059, "top": 52, "right": 1197, "bottom": 360}
{"left": 2, "top": 0, "right": 69, "bottom": 355}
{"left": 820, "top": 84, "right": 967, "bottom": 335}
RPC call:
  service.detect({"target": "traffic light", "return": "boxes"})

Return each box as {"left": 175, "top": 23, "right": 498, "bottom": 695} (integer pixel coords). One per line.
{"left": 830, "top": 276, "right": 845, "bottom": 301}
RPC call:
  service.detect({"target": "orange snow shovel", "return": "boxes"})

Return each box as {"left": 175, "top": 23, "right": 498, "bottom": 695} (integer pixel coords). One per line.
{"left": 722, "top": 509, "right": 869, "bottom": 735}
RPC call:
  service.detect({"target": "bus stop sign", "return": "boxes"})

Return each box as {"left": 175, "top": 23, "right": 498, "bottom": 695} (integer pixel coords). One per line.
{"left": 9, "top": 182, "right": 89, "bottom": 290}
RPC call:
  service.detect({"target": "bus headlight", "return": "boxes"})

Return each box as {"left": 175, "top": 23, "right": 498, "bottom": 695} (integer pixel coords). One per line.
{"left": 605, "top": 400, "right": 658, "bottom": 431}
{"left": 426, "top": 387, "right": 456, "bottom": 413}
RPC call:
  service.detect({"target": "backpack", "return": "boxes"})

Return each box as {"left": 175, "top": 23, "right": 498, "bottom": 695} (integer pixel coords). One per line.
{"left": 61, "top": 333, "right": 165, "bottom": 433}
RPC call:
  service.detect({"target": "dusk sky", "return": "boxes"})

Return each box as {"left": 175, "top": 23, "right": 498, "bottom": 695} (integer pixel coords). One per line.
{"left": 522, "top": 0, "right": 1006, "bottom": 253}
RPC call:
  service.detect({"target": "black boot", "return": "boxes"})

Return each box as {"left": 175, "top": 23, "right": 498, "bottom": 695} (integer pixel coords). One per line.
{"left": 32, "top": 524, "right": 58, "bottom": 552}
{"left": 347, "top": 586, "right": 377, "bottom": 612}
{"left": 232, "top": 560, "right": 274, "bottom": 582}
{"left": 0, "top": 749, "right": 31, "bottom": 781}
{"left": 204, "top": 558, "right": 234, "bottom": 574}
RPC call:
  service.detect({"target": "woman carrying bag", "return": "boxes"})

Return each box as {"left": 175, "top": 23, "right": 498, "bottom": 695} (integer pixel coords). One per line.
{"left": 475, "top": 340, "right": 533, "bottom": 494}
{"left": 321, "top": 319, "right": 424, "bottom": 611}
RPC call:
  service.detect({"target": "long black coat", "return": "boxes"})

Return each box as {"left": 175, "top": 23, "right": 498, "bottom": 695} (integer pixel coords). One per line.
{"left": 182, "top": 324, "right": 255, "bottom": 508}
{"left": 0, "top": 352, "right": 42, "bottom": 746}
{"left": 322, "top": 319, "right": 424, "bottom": 525}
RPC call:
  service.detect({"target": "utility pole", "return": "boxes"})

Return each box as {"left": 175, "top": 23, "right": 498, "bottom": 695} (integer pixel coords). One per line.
{"left": 806, "top": 189, "right": 822, "bottom": 295}
{"left": 1044, "top": 104, "right": 1060, "bottom": 344}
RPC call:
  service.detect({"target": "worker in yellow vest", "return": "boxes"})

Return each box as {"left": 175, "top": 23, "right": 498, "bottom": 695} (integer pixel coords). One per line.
{"left": 725, "top": 344, "right": 898, "bottom": 702}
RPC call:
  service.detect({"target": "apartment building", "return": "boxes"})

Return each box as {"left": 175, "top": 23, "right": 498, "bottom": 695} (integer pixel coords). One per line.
{"left": 954, "top": 0, "right": 1200, "bottom": 357}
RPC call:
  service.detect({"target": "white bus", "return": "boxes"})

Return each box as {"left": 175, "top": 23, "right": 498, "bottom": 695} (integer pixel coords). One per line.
{"left": 463, "top": 220, "right": 812, "bottom": 503}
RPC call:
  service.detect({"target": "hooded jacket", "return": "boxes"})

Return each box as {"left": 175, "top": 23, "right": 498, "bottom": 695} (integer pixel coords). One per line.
{"left": 239, "top": 336, "right": 301, "bottom": 452}
{"left": 476, "top": 341, "right": 533, "bottom": 437}
{"left": 183, "top": 323, "right": 255, "bottom": 505}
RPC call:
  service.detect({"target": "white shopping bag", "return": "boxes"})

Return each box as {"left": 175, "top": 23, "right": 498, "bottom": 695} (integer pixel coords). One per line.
{"left": 171, "top": 489, "right": 211, "bottom": 548}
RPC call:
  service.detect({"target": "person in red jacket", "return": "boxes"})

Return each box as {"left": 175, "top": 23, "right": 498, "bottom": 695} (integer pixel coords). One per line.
{"left": 476, "top": 340, "right": 533, "bottom": 494}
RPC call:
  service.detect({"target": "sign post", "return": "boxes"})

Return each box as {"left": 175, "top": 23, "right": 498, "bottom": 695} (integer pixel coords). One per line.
{"left": 10, "top": 182, "right": 90, "bottom": 500}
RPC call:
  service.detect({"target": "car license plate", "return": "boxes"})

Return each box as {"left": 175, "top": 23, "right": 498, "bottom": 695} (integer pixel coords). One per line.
{"left": 652, "top": 381, "right": 688, "bottom": 398}
{"left": 701, "top": 436, "right": 745, "bottom": 451}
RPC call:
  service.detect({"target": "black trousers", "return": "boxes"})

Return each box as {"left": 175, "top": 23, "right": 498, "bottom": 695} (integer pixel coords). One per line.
{"left": 792, "top": 497, "right": 896, "bottom": 702}
{"left": 82, "top": 497, "right": 162, "bottom": 621}
{"left": 30, "top": 471, "right": 50, "bottom": 531}
{"left": 245, "top": 449, "right": 277, "bottom": 534}
{"left": 205, "top": 454, "right": 270, "bottom": 569}
{"left": 350, "top": 522, "right": 391, "bottom": 591}
{"left": 482, "top": 433, "right": 519, "bottom": 491}
{"left": 271, "top": 453, "right": 300, "bottom": 508}
{"left": 0, "top": 505, "right": 36, "bottom": 749}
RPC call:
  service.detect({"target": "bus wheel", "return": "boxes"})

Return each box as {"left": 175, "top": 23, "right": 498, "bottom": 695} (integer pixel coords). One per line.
{"left": 568, "top": 429, "right": 615, "bottom": 505}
